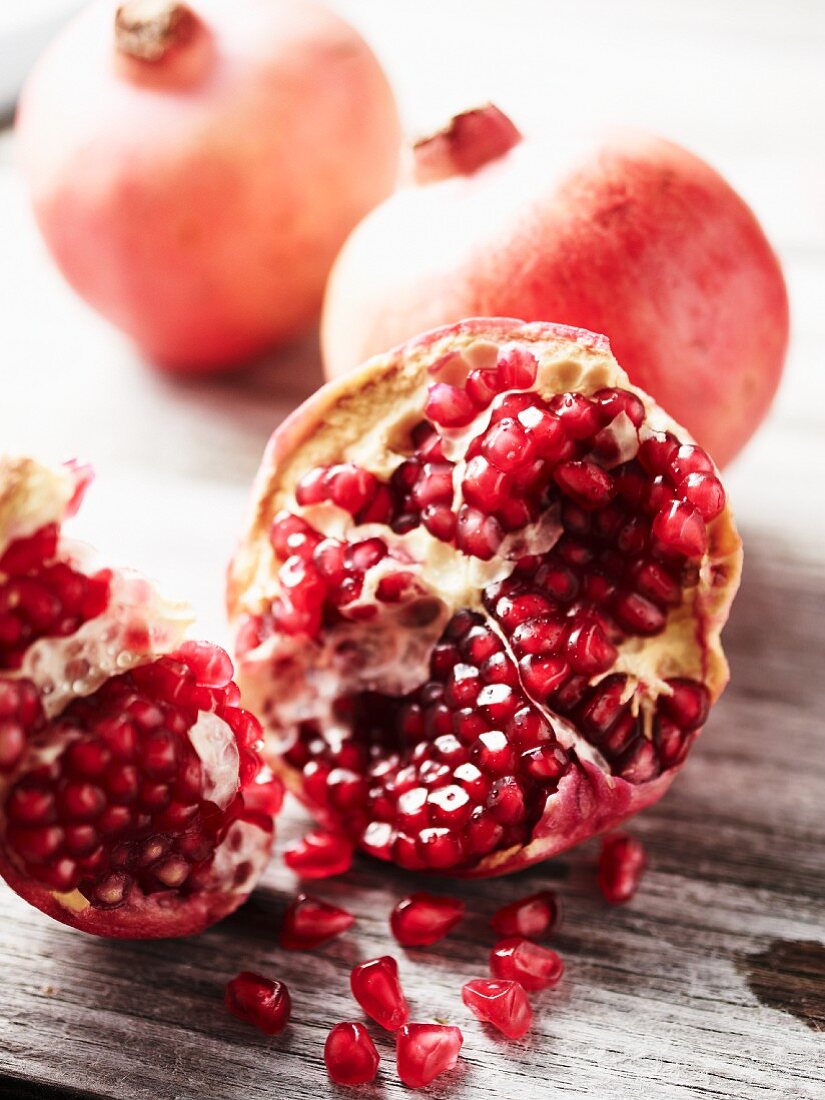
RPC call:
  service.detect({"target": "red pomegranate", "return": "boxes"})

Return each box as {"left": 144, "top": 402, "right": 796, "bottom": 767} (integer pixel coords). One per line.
{"left": 228, "top": 319, "right": 741, "bottom": 878}
{"left": 0, "top": 455, "right": 280, "bottom": 937}
{"left": 322, "top": 105, "right": 789, "bottom": 467}
{"left": 16, "top": 0, "right": 401, "bottom": 372}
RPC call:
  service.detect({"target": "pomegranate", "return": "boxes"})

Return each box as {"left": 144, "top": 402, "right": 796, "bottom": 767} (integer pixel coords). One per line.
{"left": 491, "top": 890, "right": 560, "bottom": 938}
{"left": 390, "top": 892, "right": 465, "bottom": 947}
{"left": 283, "top": 827, "right": 353, "bottom": 879}
{"left": 598, "top": 831, "right": 647, "bottom": 904}
{"left": 322, "top": 105, "right": 789, "bottom": 466}
{"left": 462, "top": 978, "right": 533, "bottom": 1040}
{"left": 325, "top": 1022, "right": 380, "bottom": 1086}
{"left": 17, "top": 0, "right": 401, "bottom": 372}
{"left": 0, "top": 455, "right": 279, "bottom": 937}
{"left": 350, "top": 955, "right": 409, "bottom": 1031}
{"left": 225, "top": 971, "right": 291, "bottom": 1035}
{"left": 279, "top": 892, "right": 355, "bottom": 950}
{"left": 490, "top": 938, "right": 564, "bottom": 991}
{"left": 396, "top": 1023, "right": 463, "bottom": 1088}
{"left": 228, "top": 320, "right": 742, "bottom": 878}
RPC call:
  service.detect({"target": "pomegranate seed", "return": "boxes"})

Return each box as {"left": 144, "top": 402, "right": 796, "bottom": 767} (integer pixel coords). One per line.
{"left": 416, "top": 826, "right": 465, "bottom": 868}
{"left": 463, "top": 455, "right": 509, "bottom": 510}
{"left": 593, "top": 387, "right": 645, "bottom": 427}
{"left": 466, "top": 367, "right": 502, "bottom": 406}
{"left": 482, "top": 417, "right": 536, "bottom": 472}
{"left": 612, "top": 590, "right": 666, "bottom": 635}
{"left": 659, "top": 678, "right": 709, "bottom": 730}
{"left": 565, "top": 619, "right": 618, "bottom": 674}
{"left": 350, "top": 955, "right": 409, "bottom": 1030}
{"left": 283, "top": 829, "right": 354, "bottom": 879}
{"left": 491, "top": 890, "right": 560, "bottom": 938}
{"left": 427, "top": 783, "right": 472, "bottom": 828}
{"left": 396, "top": 1023, "right": 463, "bottom": 1088}
{"left": 652, "top": 500, "right": 708, "bottom": 558}
{"left": 224, "top": 972, "right": 291, "bottom": 1035}
{"left": 280, "top": 893, "right": 355, "bottom": 949}
{"left": 519, "top": 654, "right": 569, "bottom": 698}
{"left": 486, "top": 776, "right": 526, "bottom": 824}
{"left": 668, "top": 444, "right": 714, "bottom": 482}
{"left": 470, "top": 730, "right": 515, "bottom": 776}
{"left": 497, "top": 344, "right": 538, "bottom": 388}
{"left": 490, "top": 937, "right": 564, "bottom": 991}
{"left": 325, "top": 1022, "right": 379, "bottom": 1086}
{"left": 598, "top": 832, "right": 647, "bottom": 904}
{"left": 325, "top": 464, "right": 378, "bottom": 514}
{"left": 456, "top": 506, "right": 503, "bottom": 560}
{"left": 554, "top": 460, "right": 615, "bottom": 507}
{"left": 390, "top": 892, "right": 465, "bottom": 946}
{"left": 638, "top": 431, "right": 678, "bottom": 474}
{"left": 425, "top": 383, "right": 477, "bottom": 428}
{"left": 549, "top": 392, "right": 601, "bottom": 438}
{"left": 461, "top": 978, "right": 533, "bottom": 1039}
{"left": 677, "top": 472, "right": 725, "bottom": 520}
{"left": 518, "top": 405, "right": 566, "bottom": 459}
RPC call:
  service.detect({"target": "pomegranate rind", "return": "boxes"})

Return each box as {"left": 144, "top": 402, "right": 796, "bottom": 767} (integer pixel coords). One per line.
{"left": 0, "top": 456, "right": 277, "bottom": 937}
{"left": 228, "top": 319, "right": 742, "bottom": 877}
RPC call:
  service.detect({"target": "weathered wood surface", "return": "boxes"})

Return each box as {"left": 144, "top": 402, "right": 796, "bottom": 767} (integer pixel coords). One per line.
{"left": 0, "top": 1, "right": 824, "bottom": 1097}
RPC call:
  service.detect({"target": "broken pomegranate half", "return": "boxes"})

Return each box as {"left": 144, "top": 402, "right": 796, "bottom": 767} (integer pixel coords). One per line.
{"left": 0, "top": 455, "right": 280, "bottom": 937}
{"left": 228, "top": 320, "right": 742, "bottom": 877}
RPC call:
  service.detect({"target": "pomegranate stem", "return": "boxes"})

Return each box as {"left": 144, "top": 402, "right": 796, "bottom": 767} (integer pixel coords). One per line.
{"left": 115, "top": 0, "right": 195, "bottom": 61}
{"left": 413, "top": 104, "right": 522, "bottom": 184}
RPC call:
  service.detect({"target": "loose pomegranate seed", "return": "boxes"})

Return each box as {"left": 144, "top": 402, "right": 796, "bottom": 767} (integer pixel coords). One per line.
{"left": 491, "top": 890, "right": 560, "bottom": 938}
{"left": 350, "top": 955, "right": 409, "bottom": 1031}
{"left": 390, "top": 892, "right": 465, "bottom": 947}
{"left": 283, "top": 828, "right": 354, "bottom": 879}
{"left": 461, "top": 978, "right": 533, "bottom": 1040}
{"left": 225, "top": 972, "right": 291, "bottom": 1035}
{"left": 598, "top": 832, "right": 647, "bottom": 904}
{"left": 325, "top": 1022, "right": 380, "bottom": 1086}
{"left": 490, "top": 937, "right": 564, "bottom": 991}
{"left": 280, "top": 893, "right": 355, "bottom": 949}
{"left": 396, "top": 1023, "right": 463, "bottom": 1088}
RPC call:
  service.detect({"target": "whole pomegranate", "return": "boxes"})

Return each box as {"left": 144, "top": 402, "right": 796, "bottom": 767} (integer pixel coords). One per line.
{"left": 0, "top": 455, "right": 280, "bottom": 936}
{"left": 228, "top": 319, "right": 742, "bottom": 877}
{"left": 322, "top": 105, "right": 789, "bottom": 467}
{"left": 16, "top": 0, "right": 401, "bottom": 372}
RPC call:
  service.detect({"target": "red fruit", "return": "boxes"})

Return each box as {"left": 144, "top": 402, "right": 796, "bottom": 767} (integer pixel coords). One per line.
{"left": 350, "top": 956, "right": 409, "bottom": 1031}
{"left": 280, "top": 892, "right": 355, "bottom": 949}
{"left": 395, "top": 1023, "right": 463, "bottom": 1088}
{"left": 283, "top": 828, "right": 354, "bottom": 880}
{"left": 461, "top": 978, "right": 533, "bottom": 1040}
{"left": 491, "top": 891, "right": 560, "bottom": 939}
{"left": 17, "top": 0, "right": 400, "bottom": 372}
{"left": 390, "top": 892, "right": 465, "bottom": 947}
{"left": 228, "top": 320, "right": 742, "bottom": 878}
{"left": 325, "top": 1022, "right": 379, "bottom": 1086}
{"left": 0, "top": 457, "right": 278, "bottom": 938}
{"left": 598, "top": 832, "right": 647, "bottom": 904}
{"left": 225, "top": 971, "right": 291, "bottom": 1035}
{"left": 490, "top": 938, "right": 564, "bottom": 991}
{"left": 323, "top": 105, "right": 788, "bottom": 467}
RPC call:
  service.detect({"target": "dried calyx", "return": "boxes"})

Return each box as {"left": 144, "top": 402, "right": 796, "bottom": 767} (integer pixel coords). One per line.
{"left": 229, "top": 320, "right": 741, "bottom": 878}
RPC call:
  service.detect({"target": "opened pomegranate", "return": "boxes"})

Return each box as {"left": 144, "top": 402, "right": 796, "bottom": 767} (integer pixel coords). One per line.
{"left": 322, "top": 105, "right": 788, "bottom": 466}
{"left": 17, "top": 0, "right": 400, "bottom": 371}
{"left": 228, "top": 320, "right": 742, "bottom": 878}
{"left": 0, "top": 455, "right": 279, "bottom": 937}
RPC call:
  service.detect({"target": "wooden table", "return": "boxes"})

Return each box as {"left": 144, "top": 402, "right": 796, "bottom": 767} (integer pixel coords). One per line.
{"left": 0, "top": 2, "right": 823, "bottom": 1097}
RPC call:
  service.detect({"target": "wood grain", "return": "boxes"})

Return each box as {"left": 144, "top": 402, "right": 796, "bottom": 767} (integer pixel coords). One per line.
{"left": 1, "top": 1, "right": 824, "bottom": 1097}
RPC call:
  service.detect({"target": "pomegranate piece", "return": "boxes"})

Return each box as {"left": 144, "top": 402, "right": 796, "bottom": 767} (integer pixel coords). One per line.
{"left": 323, "top": 104, "right": 788, "bottom": 468}
{"left": 225, "top": 971, "right": 291, "bottom": 1035}
{"left": 598, "top": 832, "right": 647, "bottom": 904}
{"left": 325, "top": 1022, "right": 380, "bottom": 1086}
{"left": 462, "top": 978, "right": 533, "bottom": 1040}
{"left": 350, "top": 955, "right": 409, "bottom": 1030}
{"left": 229, "top": 320, "right": 742, "bottom": 879}
{"left": 395, "top": 1023, "right": 463, "bottom": 1088}
{"left": 390, "top": 892, "right": 465, "bottom": 947}
{"left": 491, "top": 890, "right": 560, "bottom": 939}
{"left": 0, "top": 456, "right": 279, "bottom": 938}
{"left": 280, "top": 892, "right": 355, "bottom": 949}
{"left": 283, "top": 828, "right": 354, "bottom": 879}
{"left": 490, "top": 937, "right": 564, "bottom": 991}
{"left": 17, "top": 0, "right": 401, "bottom": 372}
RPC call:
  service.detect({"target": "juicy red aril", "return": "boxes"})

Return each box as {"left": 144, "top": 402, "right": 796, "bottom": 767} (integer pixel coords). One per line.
{"left": 598, "top": 832, "right": 647, "bottom": 904}
{"left": 325, "top": 1022, "right": 379, "bottom": 1086}
{"left": 279, "top": 893, "right": 355, "bottom": 949}
{"left": 283, "top": 829, "right": 353, "bottom": 879}
{"left": 396, "top": 1023, "right": 463, "bottom": 1088}
{"left": 0, "top": 526, "right": 111, "bottom": 670}
{"left": 490, "top": 937, "right": 564, "bottom": 991}
{"left": 350, "top": 955, "right": 409, "bottom": 1030}
{"left": 491, "top": 890, "right": 560, "bottom": 938}
{"left": 652, "top": 500, "right": 708, "bottom": 558}
{"left": 461, "top": 978, "right": 533, "bottom": 1040}
{"left": 426, "top": 383, "right": 477, "bottom": 428}
{"left": 390, "top": 892, "right": 465, "bottom": 946}
{"left": 225, "top": 972, "right": 291, "bottom": 1035}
